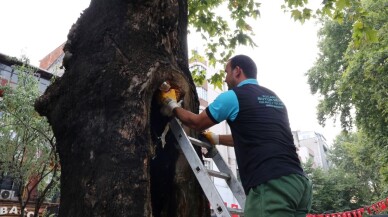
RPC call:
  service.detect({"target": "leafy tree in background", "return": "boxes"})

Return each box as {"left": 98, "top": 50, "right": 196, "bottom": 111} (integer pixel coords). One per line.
{"left": 303, "top": 132, "right": 387, "bottom": 213}
{"left": 307, "top": 0, "right": 388, "bottom": 182}
{"left": 307, "top": 17, "right": 353, "bottom": 129}
{"left": 308, "top": 166, "right": 365, "bottom": 213}
{"left": 0, "top": 63, "right": 59, "bottom": 217}
{"left": 326, "top": 132, "right": 385, "bottom": 209}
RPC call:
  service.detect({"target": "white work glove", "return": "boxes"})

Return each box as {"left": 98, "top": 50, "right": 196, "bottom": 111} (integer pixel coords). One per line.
{"left": 160, "top": 100, "right": 182, "bottom": 117}
{"left": 159, "top": 88, "right": 181, "bottom": 116}
{"left": 201, "top": 131, "right": 219, "bottom": 146}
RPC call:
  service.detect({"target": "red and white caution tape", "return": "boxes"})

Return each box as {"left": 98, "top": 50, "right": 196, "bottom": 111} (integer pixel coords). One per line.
{"left": 307, "top": 197, "right": 388, "bottom": 217}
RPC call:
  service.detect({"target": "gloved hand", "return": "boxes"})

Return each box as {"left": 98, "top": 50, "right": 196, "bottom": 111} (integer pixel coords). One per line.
{"left": 160, "top": 99, "right": 182, "bottom": 117}
{"left": 159, "top": 88, "right": 181, "bottom": 116}
{"left": 201, "top": 131, "right": 219, "bottom": 146}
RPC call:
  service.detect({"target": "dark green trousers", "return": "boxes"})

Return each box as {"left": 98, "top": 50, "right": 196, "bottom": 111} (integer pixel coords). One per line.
{"left": 244, "top": 174, "right": 312, "bottom": 217}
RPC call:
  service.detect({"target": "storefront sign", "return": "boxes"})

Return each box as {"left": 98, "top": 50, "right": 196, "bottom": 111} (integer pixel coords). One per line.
{"left": 0, "top": 206, "right": 34, "bottom": 217}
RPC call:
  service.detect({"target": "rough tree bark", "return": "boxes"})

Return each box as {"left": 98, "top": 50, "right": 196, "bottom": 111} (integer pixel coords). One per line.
{"left": 35, "top": 0, "right": 209, "bottom": 216}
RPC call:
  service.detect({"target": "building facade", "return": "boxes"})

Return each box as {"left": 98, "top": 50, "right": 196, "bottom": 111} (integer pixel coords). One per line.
{"left": 39, "top": 43, "right": 65, "bottom": 76}
{"left": 293, "top": 130, "right": 329, "bottom": 170}
{"left": 0, "top": 53, "right": 53, "bottom": 96}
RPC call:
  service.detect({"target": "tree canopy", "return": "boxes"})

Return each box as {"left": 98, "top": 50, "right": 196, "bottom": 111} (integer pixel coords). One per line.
{"left": 307, "top": 0, "right": 387, "bottom": 153}
{"left": 188, "top": 0, "right": 381, "bottom": 88}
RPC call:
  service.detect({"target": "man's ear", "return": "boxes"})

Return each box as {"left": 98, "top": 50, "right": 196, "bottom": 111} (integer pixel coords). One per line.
{"left": 234, "top": 66, "right": 242, "bottom": 77}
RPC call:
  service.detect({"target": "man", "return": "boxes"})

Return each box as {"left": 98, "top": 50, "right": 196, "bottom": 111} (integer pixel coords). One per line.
{"left": 161, "top": 55, "right": 312, "bottom": 217}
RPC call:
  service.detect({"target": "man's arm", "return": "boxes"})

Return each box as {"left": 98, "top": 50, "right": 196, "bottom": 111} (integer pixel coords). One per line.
{"left": 173, "top": 107, "right": 235, "bottom": 147}
{"left": 219, "top": 135, "right": 234, "bottom": 147}
{"left": 173, "top": 107, "right": 215, "bottom": 131}
{"left": 159, "top": 87, "right": 235, "bottom": 146}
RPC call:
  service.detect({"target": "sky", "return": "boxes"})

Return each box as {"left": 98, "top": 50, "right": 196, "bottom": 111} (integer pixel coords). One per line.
{"left": 0, "top": 0, "right": 341, "bottom": 145}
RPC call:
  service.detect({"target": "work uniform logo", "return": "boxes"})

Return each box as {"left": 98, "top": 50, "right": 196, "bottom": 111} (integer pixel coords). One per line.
{"left": 257, "top": 95, "right": 285, "bottom": 109}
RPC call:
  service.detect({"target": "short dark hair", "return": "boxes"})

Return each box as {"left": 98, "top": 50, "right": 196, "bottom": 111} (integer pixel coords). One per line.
{"left": 230, "top": 55, "right": 257, "bottom": 78}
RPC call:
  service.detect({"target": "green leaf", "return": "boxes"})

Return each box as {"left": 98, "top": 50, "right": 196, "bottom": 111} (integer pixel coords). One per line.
{"left": 291, "top": 9, "right": 303, "bottom": 21}
{"left": 208, "top": 71, "right": 225, "bottom": 90}
{"left": 335, "top": 0, "right": 349, "bottom": 11}
{"left": 365, "top": 28, "right": 378, "bottom": 43}
{"left": 353, "top": 20, "right": 363, "bottom": 30}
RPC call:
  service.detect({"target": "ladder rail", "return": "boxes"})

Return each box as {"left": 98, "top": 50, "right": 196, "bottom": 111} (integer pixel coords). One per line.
{"left": 170, "top": 118, "right": 232, "bottom": 217}
{"left": 188, "top": 136, "right": 246, "bottom": 209}
{"left": 212, "top": 153, "right": 246, "bottom": 209}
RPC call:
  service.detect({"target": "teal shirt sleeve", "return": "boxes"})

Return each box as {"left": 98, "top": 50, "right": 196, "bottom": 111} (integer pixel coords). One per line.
{"left": 206, "top": 90, "right": 239, "bottom": 123}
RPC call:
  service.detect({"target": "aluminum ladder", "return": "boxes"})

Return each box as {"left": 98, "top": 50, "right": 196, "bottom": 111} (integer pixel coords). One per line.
{"left": 169, "top": 118, "right": 246, "bottom": 217}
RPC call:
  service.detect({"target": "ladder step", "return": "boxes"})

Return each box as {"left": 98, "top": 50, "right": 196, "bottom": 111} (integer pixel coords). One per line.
{"left": 208, "top": 170, "right": 231, "bottom": 180}
{"left": 188, "top": 136, "right": 212, "bottom": 148}
{"left": 228, "top": 207, "right": 244, "bottom": 215}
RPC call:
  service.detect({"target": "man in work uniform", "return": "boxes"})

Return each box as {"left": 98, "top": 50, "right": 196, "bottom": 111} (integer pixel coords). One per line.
{"left": 160, "top": 55, "right": 312, "bottom": 217}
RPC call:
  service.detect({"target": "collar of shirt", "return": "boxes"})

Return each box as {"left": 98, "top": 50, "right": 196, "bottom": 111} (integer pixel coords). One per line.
{"left": 237, "top": 79, "right": 259, "bottom": 87}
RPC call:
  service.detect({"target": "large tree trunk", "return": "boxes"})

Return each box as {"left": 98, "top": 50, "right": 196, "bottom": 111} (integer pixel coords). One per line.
{"left": 35, "top": 0, "right": 209, "bottom": 216}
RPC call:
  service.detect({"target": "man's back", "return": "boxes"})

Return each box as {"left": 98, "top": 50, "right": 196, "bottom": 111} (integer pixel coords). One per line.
{"left": 228, "top": 83, "right": 304, "bottom": 193}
